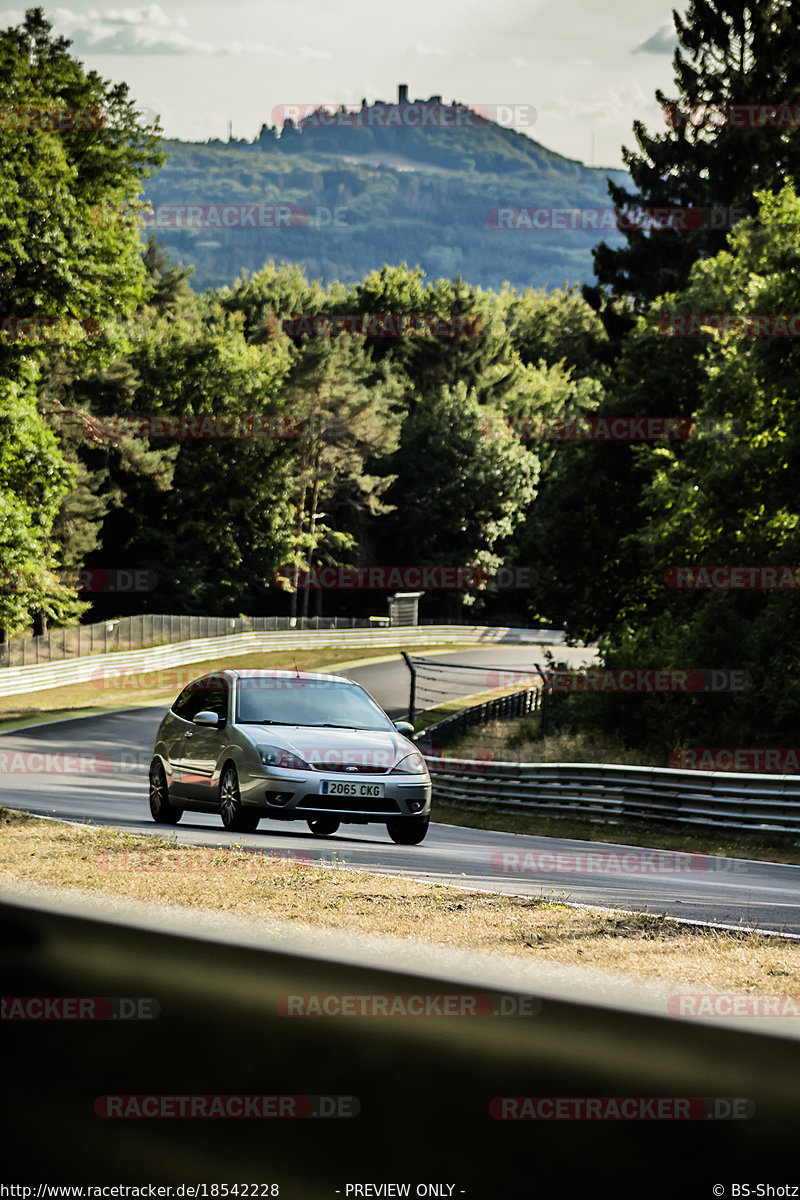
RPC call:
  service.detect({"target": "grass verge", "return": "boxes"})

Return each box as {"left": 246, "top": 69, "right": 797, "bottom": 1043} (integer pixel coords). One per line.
{"left": 442, "top": 716, "right": 664, "bottom": 766}
{"left": 2, "top": 806, "right": 800, "bottom": 993}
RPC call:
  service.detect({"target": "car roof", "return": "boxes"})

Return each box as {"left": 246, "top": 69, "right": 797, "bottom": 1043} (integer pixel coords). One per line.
{"left": 222, "top": 668, "right": 355, "bottom": 685}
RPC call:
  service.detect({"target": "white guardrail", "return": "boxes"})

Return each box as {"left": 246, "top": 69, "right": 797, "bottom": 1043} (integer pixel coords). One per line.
{"left": 428, "top": 759, "right": 800, "bottom": 835}
{"left": 0, "top": 624, "right": 551, "bottom": 698}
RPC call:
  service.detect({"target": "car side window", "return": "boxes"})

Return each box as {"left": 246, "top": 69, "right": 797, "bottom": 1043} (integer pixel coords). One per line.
{"left": 172, "top": 683, "right": 199, "bottom": 720}
{"left": 172, "top": 678, "right": 225, "bottom": 722}
{"left": 203, "top": 681, "right": 229, "bottom": 720}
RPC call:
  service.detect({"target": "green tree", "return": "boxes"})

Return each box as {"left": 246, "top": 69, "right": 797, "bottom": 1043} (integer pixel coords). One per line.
{"left": 277, "top": 336, "right": 403, "bottom": 618}
{"left": 93, "top": 298, "right": 298, "bottom": 615}
{"left": 586, "top": 185, "right": 800, "bottom": 751}
{"left": 379, "top": 381, "right": 538, "bottom": 612}
{"left": 0, "top": 371, "right": 84, "bottom": 637}
{"left": 29, "top": 238, "right": 189, "bottom": 607}
{"left": 589, "top": 0, "right": 800, "bottom": 323}
{"left": 140, "top": 236, "right": 195, "bottom": 317}
{"left": 0, "top": 8, "right": 164, "bottom": 631}
{"left": 499, "top": 284, "right": 609, "bottom": 378}
{"left": 0, "top": 7, "right": 164, "bottom": 377}
{"left": 219, "top": 261, "right": 328, "bottom": 344}
{"left": 347, "top": 266, "right": 520, "bottom": 408}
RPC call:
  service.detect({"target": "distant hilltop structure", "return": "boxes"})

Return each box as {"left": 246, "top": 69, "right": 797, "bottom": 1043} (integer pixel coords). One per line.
{"left": 261, "top": 85, "right": 489, "bottom": 138}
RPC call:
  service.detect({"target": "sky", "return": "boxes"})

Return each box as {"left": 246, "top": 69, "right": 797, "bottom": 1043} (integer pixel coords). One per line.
{"left": 0, "top": 0, "right": 689, "bottom": 168}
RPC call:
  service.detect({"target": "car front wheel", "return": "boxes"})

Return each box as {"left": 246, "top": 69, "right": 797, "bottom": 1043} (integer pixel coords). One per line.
{"left": 306, "top": 816, "right": 341, "bottom": 836}
{"left": 386, "top": 816, "right": 429, "bottom": 845}
{"left": 149, "top": 759, "right": 182, "bottom": 825}
{"left": 219, "top": 763, "right": 260, "bottom": 833}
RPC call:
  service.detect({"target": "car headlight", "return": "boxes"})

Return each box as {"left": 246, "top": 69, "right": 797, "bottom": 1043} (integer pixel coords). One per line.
{"left": 257, "top": 745, "right": 310, "bottom": 770}
{"left": 391, "top": 751, "right": 428, "bottom": 775}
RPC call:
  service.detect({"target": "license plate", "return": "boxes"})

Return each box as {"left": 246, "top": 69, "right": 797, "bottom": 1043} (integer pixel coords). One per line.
{"left": 319, "top": 780, "right": 385, "bottom": 798}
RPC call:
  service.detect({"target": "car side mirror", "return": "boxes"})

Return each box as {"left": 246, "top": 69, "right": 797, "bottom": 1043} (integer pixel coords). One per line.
{"left": 394, "top": 720, "right": 415, "bottom": 738}
{"left": 193, "top": 710, "right": 221, "bottom": 727}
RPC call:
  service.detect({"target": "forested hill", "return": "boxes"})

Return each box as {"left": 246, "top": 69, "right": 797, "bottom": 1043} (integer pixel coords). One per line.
{"left": 143, "top": 94, "right": 630, "bottom": 292}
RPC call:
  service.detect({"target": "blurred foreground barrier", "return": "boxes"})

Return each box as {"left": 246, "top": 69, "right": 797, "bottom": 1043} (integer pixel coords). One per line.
{"left": 1, "top": 888, "right": 800, "bottom": 1187}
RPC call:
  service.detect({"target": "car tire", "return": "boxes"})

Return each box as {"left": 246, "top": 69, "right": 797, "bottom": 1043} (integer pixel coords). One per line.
{"left": 219, "top": 763, "right": 260, "bottom": 833}
{"left": 307, "top": 816, "right": 341, "bottom": 836}
{"left": 149, "top": 759, "right": 183, "bottom": 825}
{"left": 386, "top": 816, "right": 429, "bottom": 845}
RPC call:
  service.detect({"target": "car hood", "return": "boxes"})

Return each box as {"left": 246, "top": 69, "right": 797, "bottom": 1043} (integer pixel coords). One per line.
{"left": 238, "top": 724, "right": 418, "bottom": 772}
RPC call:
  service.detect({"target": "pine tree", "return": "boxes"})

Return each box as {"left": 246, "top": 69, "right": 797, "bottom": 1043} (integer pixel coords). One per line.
{"left": 589, "top": 0, "right": 800, "bottom": 321}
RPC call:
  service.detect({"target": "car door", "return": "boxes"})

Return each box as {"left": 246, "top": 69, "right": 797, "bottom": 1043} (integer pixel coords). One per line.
{"left": 164, "top": 680, "right": 210, "bottom": 797}
{"left": 180, "top": 678, "right": 230, "bottom": 802}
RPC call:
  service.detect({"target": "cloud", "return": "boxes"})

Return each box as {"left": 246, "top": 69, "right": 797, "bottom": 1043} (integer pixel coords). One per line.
{"left": 633, "top": 23, "right": 678, "bottom": 55}
{"left": 538, "top": 83, "right": 661, "bottom": 129}
{"left": 82, "top": 5, "right": 182, "bottom": 28}
{"left": 412, "top": 43, "right": 450, "bottom": 57}
{"left": 29, "top": 5, "right": 331, "bottom": 56}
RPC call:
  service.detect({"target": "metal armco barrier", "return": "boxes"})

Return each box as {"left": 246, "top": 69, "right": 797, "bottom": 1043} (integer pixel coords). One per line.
{"left": 2, "top": 888, "right": 800, "bottom": 1187}
{"left": 427, "top": 758, "right": 800, "bottom": 835}
{"left": 0, "top": 625, "right": 549, "bottom": 698}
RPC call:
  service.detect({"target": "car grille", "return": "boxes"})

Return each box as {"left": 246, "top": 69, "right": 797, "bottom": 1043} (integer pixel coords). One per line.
{"left": 297, "top": 795, "right": 402, "bottom": 814}
{"left": 311, "top": 762, "right": 391, "bottom": 774}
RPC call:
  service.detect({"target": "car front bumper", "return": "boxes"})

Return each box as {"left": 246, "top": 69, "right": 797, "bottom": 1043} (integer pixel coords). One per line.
{"left": 241, "top": 766, "right": 432, "bottom": 821}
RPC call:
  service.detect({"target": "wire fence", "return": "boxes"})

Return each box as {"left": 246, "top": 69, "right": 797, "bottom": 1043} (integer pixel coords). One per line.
{"left": 409, "top": 655, "right": 541, "bottom": 711}
{"left": 417, "top": 686, "right": 541, "bottom": 746}
{"left": 0, "top": 613, "right": 383, "bottom": 668}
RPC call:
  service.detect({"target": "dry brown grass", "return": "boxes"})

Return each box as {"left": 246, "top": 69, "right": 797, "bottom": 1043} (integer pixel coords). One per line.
{"left": 447, "top": 717, "right": 663, "bottom": 766}
{"left": 3, "top": 807, "right": 800, "bottom": 995}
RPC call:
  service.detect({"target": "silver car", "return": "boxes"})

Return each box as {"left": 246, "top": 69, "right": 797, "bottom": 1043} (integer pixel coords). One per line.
{"left": 149, "top": 668, "right": 432, "bottom": 844}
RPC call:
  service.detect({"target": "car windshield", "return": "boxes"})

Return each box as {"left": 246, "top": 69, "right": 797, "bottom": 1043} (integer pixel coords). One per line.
{"left": 234, "top": 676, "right": 394, "bottom": 731}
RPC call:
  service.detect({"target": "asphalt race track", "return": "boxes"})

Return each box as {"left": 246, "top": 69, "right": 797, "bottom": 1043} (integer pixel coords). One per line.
{"left": 2, "top": 645, "right": 799, "bottom": 933}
